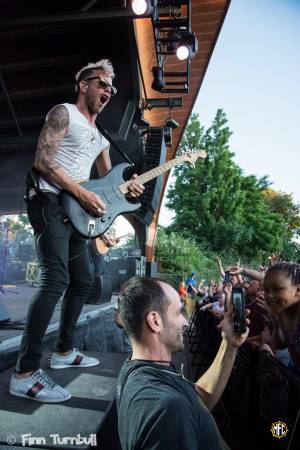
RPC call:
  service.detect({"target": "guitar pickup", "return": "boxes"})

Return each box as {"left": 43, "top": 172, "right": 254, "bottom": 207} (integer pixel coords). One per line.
{"left": 113, "top": 184, "right": 123, "bottom": 199}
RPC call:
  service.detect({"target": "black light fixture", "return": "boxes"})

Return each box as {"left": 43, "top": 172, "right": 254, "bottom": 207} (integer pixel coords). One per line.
{"left": 163, "top": 126, "right": 172, "bottom": 146}
{"left": 176, "top": 30, "right": 198, "bottom": 60}
{"left": 165, "top": 117, "right": 179, "bottom": 129}
{"left": 157, "top": 29, "right": 198, "bottom": 61}
{"left": 131, "top": 0, "right": 155, "bottom": 16}
{"left": 166, "top": 30, "right": 179, "bottom": 52}
{"left": 151, "top": 66, "right": 165, "bottom": 92}
{"left": 165, "top": 103, "right": 180, "bottom": 129}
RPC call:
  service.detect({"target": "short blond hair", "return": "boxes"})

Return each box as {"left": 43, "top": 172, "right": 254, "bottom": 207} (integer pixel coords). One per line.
{"left": 74, "top": 59, "right": 115, "bottom": 92}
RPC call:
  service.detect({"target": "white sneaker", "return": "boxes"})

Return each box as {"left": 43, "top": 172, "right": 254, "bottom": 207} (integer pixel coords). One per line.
{"left": 48, "top": 348, "right": 99, "bottom": 369}
{"left": 9, "top": 369, "right": 71, "bottom": 403}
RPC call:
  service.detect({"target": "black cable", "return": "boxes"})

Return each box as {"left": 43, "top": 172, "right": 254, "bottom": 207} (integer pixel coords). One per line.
{"left": 132, "top": 18, "right": 148, "bottom": 103}
{"left": 96, "top": 122, "right": 134, "bottom": 166}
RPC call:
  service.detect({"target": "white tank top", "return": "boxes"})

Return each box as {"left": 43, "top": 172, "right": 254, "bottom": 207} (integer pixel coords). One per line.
{"left": 38, "top": 103, "right": 109, "bottom": 194}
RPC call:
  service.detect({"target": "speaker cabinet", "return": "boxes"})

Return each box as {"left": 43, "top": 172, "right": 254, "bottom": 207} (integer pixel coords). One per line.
{"left": 107, "top": 257, "right": 146, "bottom": 292}
{"left": 85, "top": 274, "right": 112, "bottom": 305}
{"left": 146, "top": 261, "right": 158, "bottom": 277}
{"left": 134, "top": 128, "right": 166, "bottom": 225}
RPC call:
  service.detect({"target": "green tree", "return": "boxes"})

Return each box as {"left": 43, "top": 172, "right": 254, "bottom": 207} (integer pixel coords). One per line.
{"left": 237, "top": 175, "right": 285, "bottom": 258}
{"left": 166, "top": 110, "right": 286, "bottom": 259}
{"left": 263, "top": 188, "right": 300, "bottom": 236}
{"left": 262, "top": 188, "right": 300, "bottom": 262}
{"left": 167, "top": 110, "right": 244, "bottom": 247}
{"left": 154, "top": 227, "right": 218, "bottom": 284}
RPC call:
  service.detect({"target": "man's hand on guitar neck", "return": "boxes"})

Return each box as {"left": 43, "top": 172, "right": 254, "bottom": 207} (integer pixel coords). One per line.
{"left": 126, "top": 174, "right": 144, "bottom": 198}
{"left": 101, "top": 234, "right": 119, "bottom": 248}
{"left": 76, "top": 185, "right": 107, "bottom": 216}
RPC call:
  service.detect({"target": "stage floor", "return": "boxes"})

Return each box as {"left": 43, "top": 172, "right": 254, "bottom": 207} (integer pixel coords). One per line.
{"left": 0, "top": 283, "right": 114, "bottom": 341}
{"left": 0, "top": 351, "right": 126, "bottom": 449}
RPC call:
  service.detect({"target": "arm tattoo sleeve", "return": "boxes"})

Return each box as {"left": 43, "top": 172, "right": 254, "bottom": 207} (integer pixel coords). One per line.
{"left": 35, "top": 105, "right": 69, "bottom": 175}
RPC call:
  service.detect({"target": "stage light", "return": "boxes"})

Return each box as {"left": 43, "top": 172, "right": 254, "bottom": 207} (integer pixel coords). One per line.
{"left": 151, "top": 66, "right": 165, "bottom": 92}
{"left": 131, "top": 0, "right": 154, "bottom": 16}
{"left": 165, "top": 117, "right": 179, "bottom": 129}
{"left": 163, "top": 127, "right": 172, "bottom": 146}
{"left": 176, "top": 45, "right": 189, "bottom": 60}
{"left": 166, "top": 30, "right": 178, "bottom": 52}
{"left": 176, "top": 30, "right": 198, "bottom": 60}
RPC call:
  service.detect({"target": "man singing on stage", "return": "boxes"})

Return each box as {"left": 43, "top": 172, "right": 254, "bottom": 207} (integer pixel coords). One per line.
{"left": 9, "top": 59, "right": 144, "bottom": 402}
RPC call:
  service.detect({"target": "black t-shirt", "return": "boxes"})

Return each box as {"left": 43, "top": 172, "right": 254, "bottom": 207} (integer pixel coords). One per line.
{"left": 116, "top": 359, "right": 230, "bottom": 450}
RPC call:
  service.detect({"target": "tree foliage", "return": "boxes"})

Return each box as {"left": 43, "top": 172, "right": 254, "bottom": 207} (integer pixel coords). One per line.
{"left": 155, "top": 227, "right": 218, "bottom": 281}
{"left": 166, "top": 110, "right": 293, "bottom": 260}
{"left": 262, "top": 188, "right": 300, "bottom": 236}
{"left": 0, "top": 214, "right": 33, "bottom": 249}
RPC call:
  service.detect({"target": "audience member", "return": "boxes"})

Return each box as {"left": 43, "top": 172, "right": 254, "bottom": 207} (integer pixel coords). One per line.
{"left": 185, "top": 272, "right": 205, "bottom": 298}
{"left": 263, "top": 262, "right": 300, "bottom": 372}
{"left": 200, "top": 293, "right": 225, "bottom": 319}
{"left": 117, "top": 277, "right": 249, "bottom": 450}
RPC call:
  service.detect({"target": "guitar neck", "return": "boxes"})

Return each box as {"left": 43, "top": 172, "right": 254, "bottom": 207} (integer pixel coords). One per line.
{"left": 119, "top": 154, "right": 186, "bottom": 194}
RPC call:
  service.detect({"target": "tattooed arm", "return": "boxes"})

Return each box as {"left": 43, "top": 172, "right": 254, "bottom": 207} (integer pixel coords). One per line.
{"left": 34, "top": 105, "right": 107, "bottom": 214}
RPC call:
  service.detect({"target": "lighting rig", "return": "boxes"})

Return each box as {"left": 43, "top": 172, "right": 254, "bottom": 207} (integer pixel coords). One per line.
{"left": 129, "top": 0, "right": 198, "bottom": 94}
{"left": 132, "top": 97, "right": 182, "bottom": 147}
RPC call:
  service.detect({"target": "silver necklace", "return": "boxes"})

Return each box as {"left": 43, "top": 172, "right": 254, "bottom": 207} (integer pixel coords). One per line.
{"left": 90, "top": 125, "right": 97, "bottom": 144}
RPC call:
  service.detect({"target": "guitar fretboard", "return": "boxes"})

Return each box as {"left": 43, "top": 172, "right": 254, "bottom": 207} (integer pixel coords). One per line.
{"left": 119, "top": 155, "right": 186, "bottom": 194}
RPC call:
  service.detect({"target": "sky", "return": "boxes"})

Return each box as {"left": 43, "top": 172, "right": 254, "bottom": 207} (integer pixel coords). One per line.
{"left": 157, "top": 0, "right": 300, "bottom": 227}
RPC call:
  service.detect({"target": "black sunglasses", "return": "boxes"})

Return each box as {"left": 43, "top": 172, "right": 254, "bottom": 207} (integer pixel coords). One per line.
{"left": 84, "top": 76, "right": 117, "bottom": 96}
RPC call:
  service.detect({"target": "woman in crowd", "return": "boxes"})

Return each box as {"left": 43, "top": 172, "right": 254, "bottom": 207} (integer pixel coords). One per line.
{"left": 263, "top": 262, "right": 300, "bottom": 372}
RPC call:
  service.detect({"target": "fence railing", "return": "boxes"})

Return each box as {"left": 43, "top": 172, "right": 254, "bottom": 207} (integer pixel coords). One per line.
{"left": 185, "top": 306, "right": 300, "bottom": 450}
{"left": 157, "top": 272, "right": 186, "bottom": 288}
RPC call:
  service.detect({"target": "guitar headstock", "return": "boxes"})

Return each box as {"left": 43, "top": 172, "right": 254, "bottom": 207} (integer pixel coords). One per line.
{"left": 180, "top": 150, "right": 207, "bottom": 164}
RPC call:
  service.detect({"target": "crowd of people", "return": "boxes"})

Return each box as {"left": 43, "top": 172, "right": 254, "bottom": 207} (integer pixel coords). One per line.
{"left": 178, "top": 256, "right": 300, "bottom": 372}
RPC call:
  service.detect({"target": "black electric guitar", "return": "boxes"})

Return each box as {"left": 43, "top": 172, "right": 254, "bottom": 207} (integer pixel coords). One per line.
{"left": 60, "top": 150, "right": 206, "bottom": 238}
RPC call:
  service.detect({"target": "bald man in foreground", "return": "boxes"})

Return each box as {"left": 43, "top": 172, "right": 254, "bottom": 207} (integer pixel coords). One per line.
{"left": 116, "top": 276, "right": 249, "bottom": 450}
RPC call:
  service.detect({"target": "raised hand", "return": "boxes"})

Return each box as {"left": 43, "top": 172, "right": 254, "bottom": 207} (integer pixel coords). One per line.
{"left": 268, "top": 253, "right": 280, "bottom": 267}
{"left": 228, "top": 265, "right": 242, "bottom": 275}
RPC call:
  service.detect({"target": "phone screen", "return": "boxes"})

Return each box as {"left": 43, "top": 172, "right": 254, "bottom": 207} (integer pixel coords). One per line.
{"left": 232, "top": 288, "right": 246, "bottom": 333}
{"left": 232, "top": 291, "right": 242, "bottom": 303}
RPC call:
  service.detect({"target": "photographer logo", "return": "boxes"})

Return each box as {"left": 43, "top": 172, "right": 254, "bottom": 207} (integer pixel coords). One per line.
{"left": 270, "top": 421, "right": 289, "bottom": 439}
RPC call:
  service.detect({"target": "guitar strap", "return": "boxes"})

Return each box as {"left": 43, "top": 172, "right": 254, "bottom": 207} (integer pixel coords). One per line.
{"left": 24, "top": 167, "right": 52, "bottom": 203}
{"left": 96, "top": 122, "right": 135, "bottom": 167}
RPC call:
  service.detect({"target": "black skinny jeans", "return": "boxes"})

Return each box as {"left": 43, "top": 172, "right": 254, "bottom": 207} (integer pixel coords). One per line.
{"left": 16, "top": 193, "right": 93, "bottom": 372}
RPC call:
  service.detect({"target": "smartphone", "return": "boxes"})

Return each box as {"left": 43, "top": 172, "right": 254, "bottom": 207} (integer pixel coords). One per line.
{"left": 223, "top": 271, "right": 231, "bottom": 284}
{"left": 231, "top": 286, "right": 246, "bottom": 334}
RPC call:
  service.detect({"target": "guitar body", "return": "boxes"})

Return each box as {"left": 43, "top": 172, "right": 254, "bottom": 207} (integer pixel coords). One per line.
{"left": 60, "top": 163, "right": 141, "bottom": 238}
{"left": 91, "top": 238, "right": 108, "bottom": 255}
